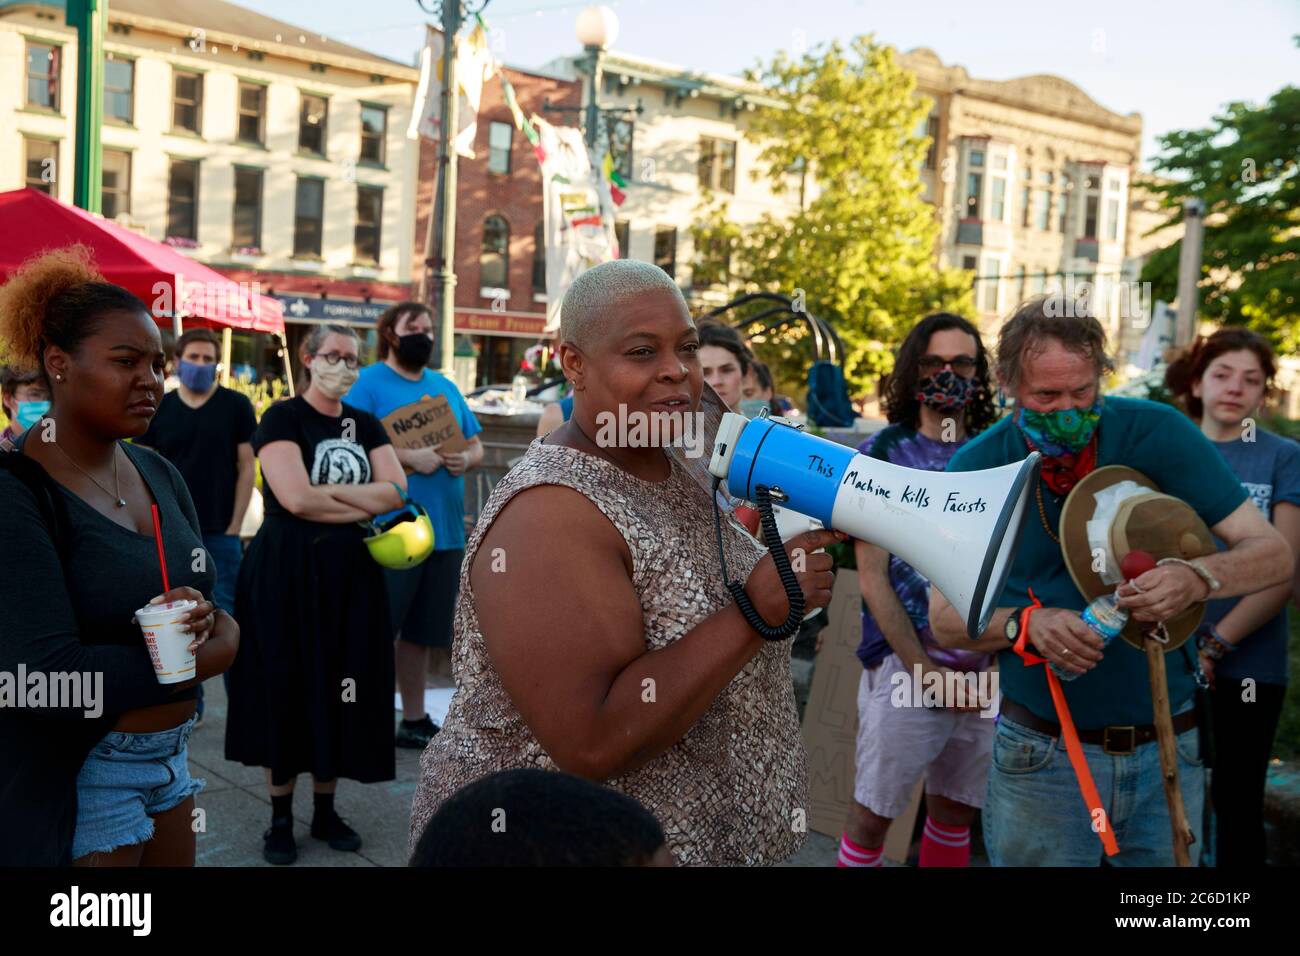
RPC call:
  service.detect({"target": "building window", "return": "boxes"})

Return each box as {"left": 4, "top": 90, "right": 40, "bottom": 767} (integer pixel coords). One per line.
{"left": 25, "top": 42, "right": 60, "bottom": 111}
{"left": 101, "top": 149, "right": 131, "bottom": 219}
{"left": 232, "top": 167, "right": 263, "bottom": 251}
{"left": 1105, "top": 197, "right": 1120, "bottom": 241}
{"left": 991, "top": 177, "right": 1006, "bottom": 221}
{"left": 981, "top": 258, "right": 1001, "bottom": 313}
{"left": 104, "top": 55, "right": 133, "bottom": 123}
{"left": 355, "top": 186, "right": 384, "bottom": 264}
{"left": 1033, "top": 189, "right": 1051, "bottom": 231}
{"left": 924, "top": 114, "right": 939, "bottom": 170}
{"left": 610, "top": 119, "right": 634, "bottom": 180}
{"left": 961, "top": 254, "right": 977, "bottom": 272}
{"left": 480, "top": 215, "right": 509, "bottom": 289}
{"left": 1020, "top": 186, "right": 1031, "bottom": 227}
{"left": 1107, "top": 177, "right": 1123, "bottom": 193}
{"left": 23, "top": 138, "right": 57, "bottom": 194}
{"left": 654, "top": 226, "right": 677, "bottom": 278}
{"left": 615, "top": 220, "right": 630, "bottom": 259}
{"left": 166, "top": 159, "right": 200, "bottom": 240}
{"left": 1041, "top": 170, "right": 1054, "bottom": 185}
{"left": 531, "top": 222, "right": 545, "bottom": 292}
{"left": 965, "top": 171, "right": 983, "bottom": 219}
{"left": 1058, "top": 175, "right": 1072, "bottom": 232}
{"left": 698, "top": 137, "right": 736, "bottom": 193}
{"left": 294, "top": 177, "right": 324, "bottom": 258}
{"left": 488, "top": 121, "right": 512, "bottom": 175}
{"left": 237, "top": 82, "right": 265, "bottom": 145}
{"left": 172, "top": 71, "right": 202, "bottom": 133}
{"left": 299, "top": 94, "right": 328, "bottom": 157}
{"left": 1084, "top": 195, "right": 1099, "bottom": 238}
{"left": 360, "top": 105, "right": 387, "bottom": 165}
{"left": 969, "top": 149, "right": 984, "bottom": 168}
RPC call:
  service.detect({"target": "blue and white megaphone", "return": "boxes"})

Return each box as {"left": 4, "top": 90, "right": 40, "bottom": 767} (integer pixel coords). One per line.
{"left": 708, "top": 412, "right": 1040, "bottom": 641}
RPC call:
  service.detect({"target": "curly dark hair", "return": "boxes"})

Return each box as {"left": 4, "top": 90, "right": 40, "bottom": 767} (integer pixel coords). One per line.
{"left": 1164, "top": 327, "right": 1277, "bottom": 420}
{"left": 882, "top": 312, "right": 995, "bottom": 434}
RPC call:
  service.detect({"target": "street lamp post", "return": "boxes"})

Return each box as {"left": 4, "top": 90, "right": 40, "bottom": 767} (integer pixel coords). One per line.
{"left": 66, "top": 0, "right": 106, "bottom": 212}
{"left": 545, "top": 6, "right": 640, "bottom": 148}
{"left": 416, "top": 0, "right": 490, "bottom": 374}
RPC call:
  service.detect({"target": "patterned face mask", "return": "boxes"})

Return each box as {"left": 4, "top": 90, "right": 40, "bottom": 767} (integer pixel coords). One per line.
{"left": 1014, "top": 399, "right": 1103, "bottom": 456}
{"left": 914, "top": 369, "right": 978, "bottom": 412}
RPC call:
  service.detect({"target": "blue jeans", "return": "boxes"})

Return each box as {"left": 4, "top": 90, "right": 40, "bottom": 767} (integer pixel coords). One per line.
{"left": 72, "top": 715, "right": 203, "bottom": 859}
{"left": 983, "top": 709, "right": 1205, "bottom": 866}
{"left": 199, "top": 534, "right": 243, "bottom": 715}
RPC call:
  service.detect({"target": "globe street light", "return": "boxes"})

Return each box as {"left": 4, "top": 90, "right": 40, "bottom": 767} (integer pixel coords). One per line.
{"left": 576, "top": 5, "right": 619, "bottom": 148}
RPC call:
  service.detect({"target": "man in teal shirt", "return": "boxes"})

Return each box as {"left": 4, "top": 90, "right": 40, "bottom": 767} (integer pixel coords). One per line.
{"left": 929, "top": 300, "right": 1292, "bottom": 866}
{"left": 346, "top": 303, "right": 484, "bottom": 749}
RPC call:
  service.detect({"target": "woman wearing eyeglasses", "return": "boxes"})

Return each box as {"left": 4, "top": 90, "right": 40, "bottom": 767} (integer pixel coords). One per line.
{"left": 224, "top": 324, "right": 406, "bottom": 864}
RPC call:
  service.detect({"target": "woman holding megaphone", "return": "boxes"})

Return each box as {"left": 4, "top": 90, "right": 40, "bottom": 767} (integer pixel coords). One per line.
{"left": 224, "top": 323, "right": 407, "bottom": 865}
{"left": 410, "top": 260, "right": 841, "bottom": 866}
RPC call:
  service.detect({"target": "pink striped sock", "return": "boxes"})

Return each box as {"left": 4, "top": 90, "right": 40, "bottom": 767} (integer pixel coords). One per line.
{"left": 918, "top": 816, "right": 970, "bottom": 867}
{"left": 837, "top": 833, "right": 883, "bottom": 868}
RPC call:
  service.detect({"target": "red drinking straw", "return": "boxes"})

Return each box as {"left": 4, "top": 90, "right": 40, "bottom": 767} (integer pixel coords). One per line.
{"left": 151, "top": 504, "right": 171, "bottom": 593}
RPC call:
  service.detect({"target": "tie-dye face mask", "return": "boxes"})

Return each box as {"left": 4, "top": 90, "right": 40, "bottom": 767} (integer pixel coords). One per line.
{"left": 1014, "top": 399, "right": 1103, "bottom": 456}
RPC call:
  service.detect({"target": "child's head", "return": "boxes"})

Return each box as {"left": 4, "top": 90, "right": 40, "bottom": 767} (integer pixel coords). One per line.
{"left": 410, "top": 768, "right": 671, "bottom": 867}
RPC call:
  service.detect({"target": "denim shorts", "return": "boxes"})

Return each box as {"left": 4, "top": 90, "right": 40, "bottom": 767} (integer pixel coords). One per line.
{"left": 982, "top": 707, "right": 1204, "bottom": 867}
{"left": 72, "top": 715, "right": 204, "bottom": 860}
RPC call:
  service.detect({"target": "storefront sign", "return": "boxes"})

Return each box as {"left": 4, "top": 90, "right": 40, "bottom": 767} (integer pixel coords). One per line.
{"left": 275, "top": 296, "right": 388, "bottom": 325}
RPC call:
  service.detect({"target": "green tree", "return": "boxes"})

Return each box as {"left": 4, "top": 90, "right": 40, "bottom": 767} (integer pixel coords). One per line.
{"left": 716, "top": 35, "right": 973, "bottom": 397}
{"left": 1138, "top": 78, "right": 1300, "bottom": 354}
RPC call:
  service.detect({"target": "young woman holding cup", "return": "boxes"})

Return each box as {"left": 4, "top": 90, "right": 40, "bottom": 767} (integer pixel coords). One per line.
{"left": 0, "top": 247, "right": 238, "bottom": 867}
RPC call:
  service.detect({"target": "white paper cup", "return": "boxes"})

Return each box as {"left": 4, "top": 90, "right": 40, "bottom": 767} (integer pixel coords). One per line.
{"left": 136, "top": 599, "right": 198, "bottom": 685}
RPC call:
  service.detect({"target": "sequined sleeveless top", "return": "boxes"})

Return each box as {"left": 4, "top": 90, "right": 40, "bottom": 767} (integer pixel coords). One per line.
{"left": 409, "top": 436, "right": 809, "bottom": 866}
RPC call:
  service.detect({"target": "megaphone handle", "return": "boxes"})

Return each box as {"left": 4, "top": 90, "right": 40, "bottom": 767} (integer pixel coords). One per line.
{"left": 712, "top": 480, "right": 805, "bottom": 641}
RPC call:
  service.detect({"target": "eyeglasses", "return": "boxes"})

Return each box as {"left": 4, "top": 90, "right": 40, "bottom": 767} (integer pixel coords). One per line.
{"left": 918, "top": 355, "right": 977, "bottom": 377}
{"left": 313, "top": 352, "right": 359, "bottom": 370}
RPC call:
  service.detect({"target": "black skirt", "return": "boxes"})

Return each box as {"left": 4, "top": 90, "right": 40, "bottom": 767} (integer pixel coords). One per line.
{"left": 225, "top": 514, "right": 395, "bottom": 785}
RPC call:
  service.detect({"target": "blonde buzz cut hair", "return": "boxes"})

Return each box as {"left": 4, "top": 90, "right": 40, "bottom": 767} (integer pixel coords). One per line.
{"left": 559, "top": 260, "right": 689, "bottom": 351}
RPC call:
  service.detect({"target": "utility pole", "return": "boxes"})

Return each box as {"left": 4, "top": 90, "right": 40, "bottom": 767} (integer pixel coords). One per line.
{"left": 67, "top": 0, "right": 105, "bottom": 212}
{"left": 418, "top": 0, "right": 466, "bottom": 375}
{"left": 1174, "top": 198, "right": 1205, "bottom": 347}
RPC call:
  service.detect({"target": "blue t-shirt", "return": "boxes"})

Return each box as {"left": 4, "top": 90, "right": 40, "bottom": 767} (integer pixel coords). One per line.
{"left": 1203, "top": 430, "right": 1300, "bottom": 686}
{"left": 345, "top": 363, "right": 483, "bottom": 551}
{"left": 947, "top": 397, "right": 1247, "bottom": 728}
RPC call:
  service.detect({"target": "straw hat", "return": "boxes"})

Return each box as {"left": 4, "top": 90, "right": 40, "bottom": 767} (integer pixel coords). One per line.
{"left": 1059, "top": 465, "right": 1215, "bottom": 651}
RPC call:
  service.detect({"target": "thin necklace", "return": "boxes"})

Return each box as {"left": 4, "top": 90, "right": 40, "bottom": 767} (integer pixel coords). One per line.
{"left": 53, "top": 440, "right": 127, "bottom": 507}
{"left": 1035, "top": 478, "right": 1060, "bottom": 544}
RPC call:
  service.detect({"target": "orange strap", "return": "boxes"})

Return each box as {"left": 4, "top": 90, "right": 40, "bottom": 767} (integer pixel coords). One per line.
{"left": 1010, "top": 587, "right": 1120, "bottom": 857}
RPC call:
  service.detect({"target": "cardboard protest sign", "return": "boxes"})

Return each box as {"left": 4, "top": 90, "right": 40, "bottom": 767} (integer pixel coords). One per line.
{"left": 380, "top": 394, "right": 470, "bottom": 457}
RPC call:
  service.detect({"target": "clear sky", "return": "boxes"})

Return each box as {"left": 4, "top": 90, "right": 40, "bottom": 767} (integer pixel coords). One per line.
{"left": 243, "top": 0, "right": 1298, "bottom": 168}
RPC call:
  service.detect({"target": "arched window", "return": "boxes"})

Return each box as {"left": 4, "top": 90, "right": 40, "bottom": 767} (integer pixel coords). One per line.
{"left": 480, "top": 215, "right": 509, "bottom": 290}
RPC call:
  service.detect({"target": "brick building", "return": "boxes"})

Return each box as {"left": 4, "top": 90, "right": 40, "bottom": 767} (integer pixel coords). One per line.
{"left": 414, "top": 63, "right": 579, "bottom": 388}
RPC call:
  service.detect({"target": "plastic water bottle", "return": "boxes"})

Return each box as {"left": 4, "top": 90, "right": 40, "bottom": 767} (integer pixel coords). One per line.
{"left": 511, "top": 374, "right": 529, "bottom": 403}
{"left": 1050, "top": 591, "right": 1128, "bottom": 682}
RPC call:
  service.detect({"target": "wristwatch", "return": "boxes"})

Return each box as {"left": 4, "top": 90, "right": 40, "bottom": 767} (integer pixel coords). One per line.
{"left": 1004, "top": 607, "right": 1026, "bottom": 645}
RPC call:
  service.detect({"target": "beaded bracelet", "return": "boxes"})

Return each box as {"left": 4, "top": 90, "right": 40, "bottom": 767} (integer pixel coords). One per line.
{"left": 1197, "top": 625, "right": 1236, "bottom": 661}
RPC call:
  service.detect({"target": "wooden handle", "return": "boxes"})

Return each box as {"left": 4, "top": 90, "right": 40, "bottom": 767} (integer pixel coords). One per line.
{"left": 1145, "top": 635, "right": 1196, "bottom": 866}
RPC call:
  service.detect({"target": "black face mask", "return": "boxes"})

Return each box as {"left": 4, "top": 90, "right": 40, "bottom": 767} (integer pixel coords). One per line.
{"left": 395, "top": 332, "right": 434, "bottom": 369}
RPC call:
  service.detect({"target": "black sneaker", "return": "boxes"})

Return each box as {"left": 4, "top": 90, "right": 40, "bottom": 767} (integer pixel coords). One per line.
{"left": 263, "top": 819, "right": 297, "bottom": 865}
{"left": 395, "top": 714, "right": 439, "bottom": 749}
{"left": 311, "top": 811, "right": 362, "bottom": 852}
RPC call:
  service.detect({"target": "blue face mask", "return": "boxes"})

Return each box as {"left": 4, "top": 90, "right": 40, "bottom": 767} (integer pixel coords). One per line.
{"left": 15, "top": 400, "right": 50, "bottom": 430}
{"left": 178, "top": 360, "right": 218, "bottom": 392}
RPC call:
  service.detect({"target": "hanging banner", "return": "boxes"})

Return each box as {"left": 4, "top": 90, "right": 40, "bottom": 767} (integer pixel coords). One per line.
{"left": 407, "top": 25, "right": 495, "bottom": 158}
{"left": 535, "top": 116, "right": 618, "bottom": 333}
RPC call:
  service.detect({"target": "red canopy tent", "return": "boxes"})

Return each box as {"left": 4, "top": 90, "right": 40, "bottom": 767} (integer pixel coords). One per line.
{"left": 0, "top": 187, "right": 285, "bottom": 335}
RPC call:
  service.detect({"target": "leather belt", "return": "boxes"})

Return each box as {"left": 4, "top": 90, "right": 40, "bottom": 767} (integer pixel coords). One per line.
{"left": 1000, "top": 697, "right": 1196, "bottom": 756}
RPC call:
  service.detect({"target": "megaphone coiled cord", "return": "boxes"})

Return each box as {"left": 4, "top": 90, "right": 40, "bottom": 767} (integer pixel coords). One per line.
{"left": 711, "top": 478, "right": 805, "bottom": 641}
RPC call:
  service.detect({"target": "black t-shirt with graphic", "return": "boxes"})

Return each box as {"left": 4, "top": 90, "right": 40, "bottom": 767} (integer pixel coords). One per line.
{"left": 252, "top": 396, "right": 391, "bottom": 519}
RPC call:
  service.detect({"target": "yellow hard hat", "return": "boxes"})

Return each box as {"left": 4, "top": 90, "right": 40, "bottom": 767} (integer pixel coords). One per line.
{"left": 363, "top": 499, "right": 435, "bottom": 570}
